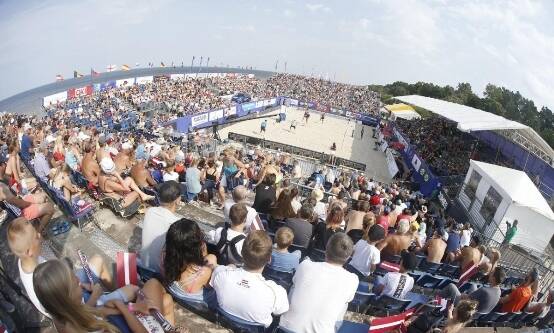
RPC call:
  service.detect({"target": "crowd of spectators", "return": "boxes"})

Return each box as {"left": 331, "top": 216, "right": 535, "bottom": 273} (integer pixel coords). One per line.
{"left": 43, "top": 73, "right": 382, "bottom": 124}
{"left": 0, "top": 86, "right": 551, "bottom": 332}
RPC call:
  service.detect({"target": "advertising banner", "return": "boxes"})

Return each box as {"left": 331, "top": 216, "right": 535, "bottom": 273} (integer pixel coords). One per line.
{"left": 116, "top": 78, "right": 133, "bottom": 87}
{"left": 136, "top": 76, "right": 153, "bottom": 84}
{"left": 223, "top": 106, "right": 237, "bottom": 117}
{"left": 209, "top": 109, "right": 224, "bottom": 121}
{"left": 67, "top": 85, "right": 93, "bottom": 99}
{"left": 185, "top": 73, "right": 197, "bottom": 79}
{"left": 170, "top": 74, "right": 185, "bottom": 80}
{"left": 385, "top": 149, "right": 399, "bottom": 178}
{"left": 380, "top": 140, "right": 388, "bottom": 152}
{"left": 153, "top": 75, "right": 170, "bottom": 82}
{"left": 242, "top": 102, "right": 256, "bottom": 112}
{"left": 255, "top": 100, "right": 264, "bottom": 108}
{"left": 43, "top": 91, "right": 67, "bottom": 107}
{"left": 191, "top": 113, "right": 209, "bottom": 127}
{"left": 269, "top": 98, "right": 277, "bottom": 105}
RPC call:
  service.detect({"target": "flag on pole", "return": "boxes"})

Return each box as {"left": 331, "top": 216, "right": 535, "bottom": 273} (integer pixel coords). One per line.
{"left": 55, "top": 74, "right": 63, "bottom": 81}
{"left": 107, "top": 64, "right": 117, "bottom": 72}
{"left": 206, "top": 57, "right": 210, "bottom": 67}
{"left": 160, "top": 62, "right": 165, "bottom": 67}
{"left": 121, "top": 64, "right": 130, "bottom": 71}
{"left": 275, "top": 60, "right": 279, "bottom": 71}
{"left": 73, "top": 70, "right": 84, "bottom": 78}
{"left": 91, "top": 68, "right": 100, "bottom": 77}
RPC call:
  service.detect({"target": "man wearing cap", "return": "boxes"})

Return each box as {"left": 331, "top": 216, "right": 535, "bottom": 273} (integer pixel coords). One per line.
{"left": 98, "top": 157, "right": 154, "bottom": 207}
{"left": 311, "top": 189, "right": 327, "bottom": 221}
{"left": 373, "top": 250, "right": 416, "bottom": 299}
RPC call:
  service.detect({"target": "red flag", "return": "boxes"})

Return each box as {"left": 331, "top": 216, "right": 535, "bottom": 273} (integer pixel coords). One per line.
{"left": 457, "top": 261, "right": 479, "bottom": 287}
{"left": 91, "top": 68, "right": 100, "bottom": 77}
{"left": 378, "top": 261, "right": 401, "bottom": 272}
{"left": 370, "top": 309, "right": 415, "bottom": 333}
{"left": 116, "top": 252, "right": 138, "bottom": 288}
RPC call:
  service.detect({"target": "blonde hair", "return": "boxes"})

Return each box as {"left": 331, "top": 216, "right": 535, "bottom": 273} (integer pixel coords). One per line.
{"left": 275, "top": 227, "right": 294, "bottom": 249}
{"left": 7, "top": 217, "right": 33, "bottom": 256}
{"left": 33, "top": 259, "right": 118, "bottom": 333}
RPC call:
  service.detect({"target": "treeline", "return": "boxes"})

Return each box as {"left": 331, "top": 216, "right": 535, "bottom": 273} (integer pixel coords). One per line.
{"left": 368, "top": 81, "right": 554, "bottom": 148}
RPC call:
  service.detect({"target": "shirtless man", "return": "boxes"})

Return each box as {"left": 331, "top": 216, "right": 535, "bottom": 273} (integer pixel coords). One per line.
{"left": 345, "top": 200, "right": 369, "bottom": 233}
{"left": 255, "top": 155, "right": 281, "bottom": 186}
{"left": 0, "top": 182, "right": 54, "bottom": 232}
{"left": 449, "top": 235, "right": 482, "bottom": 268}
{"left": 130, "top": 156, "right": 157, "bottom": 189}
{"left": 5, "top": 140, "right": 37, "bottom": 193}
{"left": 423, "top": 229, "right": 447, "bottom": 264}
{"left": 82, "top": 142, "right": 101, "bottom": 187}
{"left": 377, "top": 219, "right": 416, "bottom": 258}
{"left": 95, "top": 135, "right": 111, "bottom": 163}
{"left": 98, "top": 158, "right": 154, "bottom": 208}
{"left": 113, "top": 142, "right": 134, "bottom": 173}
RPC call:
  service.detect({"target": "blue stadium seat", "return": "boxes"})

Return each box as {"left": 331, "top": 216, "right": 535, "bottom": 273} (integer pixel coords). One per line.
{"left": 337, "top": 321, "right": 370, "bottom": 333}
{"left": 477, "top": 312, "right": 507, "bottom": 326}
{"left": 369, "top": 295, "right": 411, "bottom": 316}
{"left": 415, "top": 274, "right": 443, "bottom": 289}
{"left": 262, "top": 266, "right": 294, "bottom": 292}
{"left": 216, "top": 307, "right": 266, "bottom": 333}
{"left": 349, "top": 282, "right": 376, "bottom": 313}
{"left": 308, "top": 248, "right": 326, "bottom": 262}
{"left": 418, "top": 261, "right": 441, "bottom": 274}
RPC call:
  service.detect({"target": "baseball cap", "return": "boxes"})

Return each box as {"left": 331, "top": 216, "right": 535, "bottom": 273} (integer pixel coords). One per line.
{"left": 100, "top": 158, "right": 116, "bottom": 174}
{"left": 400, "top": 250, "right": 417, "bottom": 271}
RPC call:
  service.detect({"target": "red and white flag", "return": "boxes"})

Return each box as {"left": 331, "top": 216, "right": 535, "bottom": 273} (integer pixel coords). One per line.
{"left": 116, "top": 252, "right": 138, "bottom": 288}
{"left": 106, "top": 64, "right": 117, "bottom": 72}
{"left": 370, "top": 309, "right": 416, "bottom": 333}
{"left": 55, "top": 74, "right": 63, "bottom": 81}
{"left": 91, "top": 68, "right": 100, "bottom": 77}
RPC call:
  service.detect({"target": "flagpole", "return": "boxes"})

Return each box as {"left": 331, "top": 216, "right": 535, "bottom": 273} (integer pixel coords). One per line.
{"left": 191, "top": 56, "right": 195, "bottom": 72}
{"left": 197, "top": 56, "right": 203, "bottom": 75}
{"left": 206, "top": 57, "right": 210, "bottom": 68}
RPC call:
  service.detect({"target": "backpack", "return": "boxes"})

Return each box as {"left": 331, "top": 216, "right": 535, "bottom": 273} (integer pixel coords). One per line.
{"left": 216, "top": 227, "right": 245, "bottom": 266}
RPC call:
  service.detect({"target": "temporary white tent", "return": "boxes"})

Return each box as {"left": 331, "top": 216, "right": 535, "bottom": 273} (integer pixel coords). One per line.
{"left": 395, "top": 95, "right": 554, "bottom": 165}
{"left": 458, "top": 160, "right": 554, "bottom": 253}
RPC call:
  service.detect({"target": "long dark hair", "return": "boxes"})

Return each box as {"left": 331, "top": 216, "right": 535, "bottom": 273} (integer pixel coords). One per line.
{"left": 271, "top": 188, "right": 296, "bottom": 220}
{"left": 164, "top": 218, "right": 206, "bottom": 284}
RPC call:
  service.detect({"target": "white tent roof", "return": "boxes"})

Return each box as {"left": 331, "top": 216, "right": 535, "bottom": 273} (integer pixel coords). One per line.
{"left": 470, "top": 160, "right": 554, "bottom": 221}
{"left": 395, "top": 95, "right": 554, "bottom": 161}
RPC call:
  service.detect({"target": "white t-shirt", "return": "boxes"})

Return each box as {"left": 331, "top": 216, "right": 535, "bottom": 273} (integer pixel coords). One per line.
{"left": 280, "top": 259, "right": 358, "bottom": 333}
{"left": 313, "top": 201, "right": 327, "bottom": 221}
{"left": 210, "top": 266, "right": 289, "bottom": 327}
{"left": 139, "top": 207, "right": 182, "bottom": 272}
{"left": 349, "top": 240, "right": 380, "bottom": 276}
{"left": 206, "top": 227, "right": 245, "bottom": 256}
{"left": 19, "top": 256, "right": 50, "bottom": 318}
{"left": 222, "top": 199, "right": 263, "bottom": 232}
{"left": 291, "top": 198, "right": 302, "bottom": 214}
{"left": 381, "top": 272, "right": 414, "bottom": 299}
{"left": 163, "top": 171, "right": 179, "bottom": 182}
{"left": 460, "top": 229, "right": 472, "bottom": 247}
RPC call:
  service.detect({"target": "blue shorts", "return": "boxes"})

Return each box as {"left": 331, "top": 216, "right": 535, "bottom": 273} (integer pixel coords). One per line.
{"left": 76, "top": 267, "right": 128, "bottom": 306}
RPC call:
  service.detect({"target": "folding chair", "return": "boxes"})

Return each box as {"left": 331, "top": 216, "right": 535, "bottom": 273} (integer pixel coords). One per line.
{"left": 367, "top": 309, "right": 415, "bottom": 333}
{"left": 438, "top": 264, "right": 460, "bottom": 278}
{"left": 262, "top": 266, "right": 294, "bottom": 291}
{"left": 349, "top": 282, "right": 376, "bottom": 313}
{"left": 415, "top": 274, "right": 443, "bottom": 289}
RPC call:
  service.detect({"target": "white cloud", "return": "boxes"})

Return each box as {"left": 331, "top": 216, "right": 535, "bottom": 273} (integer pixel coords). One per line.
{"left": 306, "top": 3, "right": 331, "bottom": 13}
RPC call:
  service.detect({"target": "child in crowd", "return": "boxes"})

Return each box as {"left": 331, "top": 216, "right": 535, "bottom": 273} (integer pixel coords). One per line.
{"left": 207, "top": 203, "right": 247, "bottom": 265}
{"left": 269, "top": 227, "right": 301, "bottom": 273}
{"left": 348, "top": 224, "right": 386, "bottom": 279}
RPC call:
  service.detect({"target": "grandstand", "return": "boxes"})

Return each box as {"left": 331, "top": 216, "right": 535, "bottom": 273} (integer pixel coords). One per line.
{"left": 0, "top": 68, "right": 553, "bottom": 333}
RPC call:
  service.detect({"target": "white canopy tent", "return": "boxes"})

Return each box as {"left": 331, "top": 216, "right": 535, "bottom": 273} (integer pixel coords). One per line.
{"left": 395, "top": 95, "right": 554, "bottom": 165}
{"left": 458, "top": 160, "right": 554, "bottom": 253}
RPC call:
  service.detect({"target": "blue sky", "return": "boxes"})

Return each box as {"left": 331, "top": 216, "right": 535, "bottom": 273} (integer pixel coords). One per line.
{"left": 1, "top": 0, "right": 554, "bottom": 109}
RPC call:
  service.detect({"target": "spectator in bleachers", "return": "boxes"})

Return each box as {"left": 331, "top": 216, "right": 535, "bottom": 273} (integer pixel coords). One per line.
{"left": 5, "top": 140, "right": 38, "bottom": 193}
{"left": 348, "top": 224, "right": 385, "bottom": 278}
{"left": 98, "top": 157, "right": 155, "bottom": 205}
{"left": 311, "top": 188, "right": 327, "bottom": 221}
{"left": 19, "top": 124, "right": 34, "bottom": 161}
{"left": 460, "top": 223, "right": 473, "bottom": 248}
{"left": 113, "top": 141, "right": 134, "bottom": 173}
{"left": 208, "top": 203, "right": 248, "bottom": 265}
{"left": 284, "top": 203, "right": 315, "bottom": 248}
{"left": 164, "top": 218, "right": 217, "bottom": 307}
{"left": 449, "top": 235, "right": 481, "bottom": 268}
{"left": 217, "top": 148, "right": 247, "bottom": 208}
{"left": 64, "top": 137, "right": 82, "bottom": 171}
{"left": 7, "top": 218, "right": 136, "bottom": 317}
{"left": 347, "top": 213, "right": 375, "bottom": 245}
{"left": 33, "top": 141, "right": 52, "bottom": 182}
{"left": 440, "top": 266, "right": 506, "bottom": 314}
{"left": 422, "top": 228, "right": 447, "bottom": 264}
{"left": 310, "top": 205, "right": 344, "bottom": 251}
{"left": 269, "top": 227, "right": 301, "bottom": 273}
{"left": 526, "top": 289, "right": 554, "bottom": 319}
{"left": 49, "top": 164, "right": 84, "bottom": 201}
{"left": 130, "top": 152, "right": 157, "bottom": 189}
{"left": 499, "top": 268, "right": 538, "bottom": 313}
{"left": 140, "top": 181, "right": 183, "bottom": 273}
{"left": 253, "top": 173, "right": 277, "bottom": 214}
{"left": 270, "top": 187, "right": 298, "bottom": 221}
{"left": 445, "top": 223, "right": 462, "bottom": 258}
{"left": 345, "top": 200, "right": 370, "bottom": 233}
{"left": 0, "top": 182, "right": 54, "bottom": 232}
{"left": 82, "top": 142, "right": 101, "bottom": 188}
{"left": 280, "top": 233, "right": 358, "bottom": 333}
{"left": 439, "top": 300, "right": 478, "bottom": 333}
{"left": 210, "top": 230, "right": 289, "bottom": 327}
{"left": 377, "top": 219, "right": 415, "bottom": 257}
{"left": 163, "top": 160, "right": 179, "bottom": 182}
{"left": 185, "top": 158, "right": 202, "bottom": 202}
{"left": 223, "top": 185, "right": 263, "bottom": 232}
{"left": 373, "top": 249, "right": 417, "bottom": 299}
{"left": 33, "top": 258, "right": 176, "bottom": 332}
